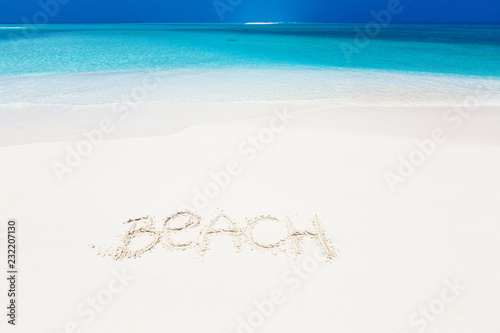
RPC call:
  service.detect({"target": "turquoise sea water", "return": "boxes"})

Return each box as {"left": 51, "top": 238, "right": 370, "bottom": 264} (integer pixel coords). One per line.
{"left": 0, "top": 23, "right": 499, "bottom": 77}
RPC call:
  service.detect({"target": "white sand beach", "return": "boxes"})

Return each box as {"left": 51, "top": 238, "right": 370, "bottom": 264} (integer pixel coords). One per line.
{"left": 1, "top": 68, "right": 500, "bottom": 332}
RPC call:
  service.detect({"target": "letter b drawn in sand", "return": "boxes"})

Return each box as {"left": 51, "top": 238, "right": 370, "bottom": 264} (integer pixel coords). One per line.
{"left": 112, "top": 217, "right": 160, "bottom": 260}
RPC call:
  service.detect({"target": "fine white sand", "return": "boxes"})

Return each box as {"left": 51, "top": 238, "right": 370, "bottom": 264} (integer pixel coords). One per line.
{"left": 1, "top": 69, "right": 500, "bottom": 332}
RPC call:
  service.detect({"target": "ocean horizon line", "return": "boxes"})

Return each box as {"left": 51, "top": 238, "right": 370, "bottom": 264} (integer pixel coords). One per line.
{"left": 1, "top": 22, "right": 500, "bottom": 26}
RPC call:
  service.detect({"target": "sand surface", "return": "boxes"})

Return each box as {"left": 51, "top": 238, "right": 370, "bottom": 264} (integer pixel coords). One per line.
{"left": 1, "top": 87, "right": 500, "bottom": 331}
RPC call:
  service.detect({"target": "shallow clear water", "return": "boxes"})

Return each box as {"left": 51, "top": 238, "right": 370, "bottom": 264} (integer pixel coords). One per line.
{"left": 1, "top": 23, "right": 500, "bottom": 77}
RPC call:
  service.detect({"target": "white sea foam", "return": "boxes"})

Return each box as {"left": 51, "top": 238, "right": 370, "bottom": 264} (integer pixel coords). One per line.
{"left": 1, "top": 68, "right": 499, "bottom": 146}
{"left": 1, "top": 68, "right": 499, "bottom": 106}
{"left": 244, "top": 22, "right": 284, "bottom": 24}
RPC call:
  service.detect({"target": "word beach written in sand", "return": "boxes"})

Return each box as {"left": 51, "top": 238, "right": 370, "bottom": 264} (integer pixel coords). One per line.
{"left": 99, "top": 212, "right": 337, "bottom": 261}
